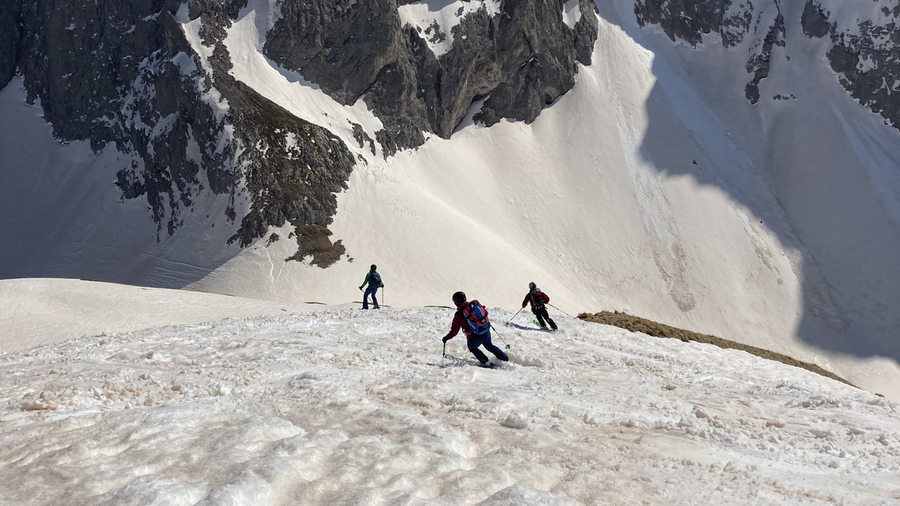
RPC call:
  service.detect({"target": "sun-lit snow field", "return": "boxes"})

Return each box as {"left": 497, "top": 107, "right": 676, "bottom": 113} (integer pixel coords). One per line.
{"left": 2, "top": 0, "right": 900, "bottom": 408}
{"left": 181, "top": 0, "right": 900, "bottom": 401}
{"left": 1, "top": 280, "right": 899, "bottom": 505}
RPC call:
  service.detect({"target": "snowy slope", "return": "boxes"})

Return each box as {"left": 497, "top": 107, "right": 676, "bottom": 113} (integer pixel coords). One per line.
{"left": 177, "top": 1, "right": 900, "bottom": 399}
{"left": 1, "top": 280, "right": 898, "bottom": 505}
{"left": 0, "top": 278, "right": 321, "bottom": 352}
{"left": 619, "top": 0, "right": 900, "bottom": 399}
{"left": 1, "top": 0, "right": 899, "bottom": 402}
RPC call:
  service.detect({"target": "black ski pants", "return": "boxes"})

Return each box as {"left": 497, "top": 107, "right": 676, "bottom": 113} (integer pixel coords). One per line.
{"left": 533, "top": 307, "right": 557, "bottom": 330}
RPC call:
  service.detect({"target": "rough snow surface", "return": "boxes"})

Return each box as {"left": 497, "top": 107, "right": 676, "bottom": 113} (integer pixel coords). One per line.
{"left": 3, "top": 0, "right": 900, "bottom": 414}
{"left": 1, "top": 280, "right": 899, "bottom": 505}
{"left": 169, "top": 3, "right": 900, "bottom": 403}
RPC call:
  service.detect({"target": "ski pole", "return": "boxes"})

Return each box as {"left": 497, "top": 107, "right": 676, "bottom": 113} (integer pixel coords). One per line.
{"left": 508, "top": 307, "right": 524, "bottom": 324}
{"left": 548, "top": 303, "right": 573, "bottom": 318}
{"left": 489, "top": 323, "right": 511, "bottom": 349}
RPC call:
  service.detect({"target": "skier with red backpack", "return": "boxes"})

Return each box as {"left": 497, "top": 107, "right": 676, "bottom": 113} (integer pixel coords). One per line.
{"left": 442, "top": 291, "right": 509, "bottom": 367}
{"left": 522, "top": 282, "right": 558, "bottom": 331}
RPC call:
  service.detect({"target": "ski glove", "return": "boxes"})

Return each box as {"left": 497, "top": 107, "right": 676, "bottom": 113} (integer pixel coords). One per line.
{"left": 442, "top": 337, "right": 449, "bottom": 343}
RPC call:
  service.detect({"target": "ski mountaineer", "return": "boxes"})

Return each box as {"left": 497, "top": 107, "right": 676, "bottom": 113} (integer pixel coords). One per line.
{"left": 522, "top": 282, "right": 558, "bottom": 331}
{"left": 442, "top": 291, "right": 509, "bottom": 367}
{"left": 358, "top": 264, "right": 384, "bottom": 309}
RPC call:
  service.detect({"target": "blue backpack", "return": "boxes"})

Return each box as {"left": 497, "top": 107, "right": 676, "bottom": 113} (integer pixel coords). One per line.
{"left": 462, "top": 300, "right": 490, "bottom": 335}
{"left": 371, "top": 271, "right": 382, "bottom": 287}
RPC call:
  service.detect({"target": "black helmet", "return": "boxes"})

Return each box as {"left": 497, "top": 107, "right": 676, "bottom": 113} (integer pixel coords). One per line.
{"left": 452, "top": 291, "right": 467, "bottom": 305}
{"left": 370, "top": 264, "right": 377, "bottom": 271}
{"left": 528, "top": 281, "right": 536, "bottom": 291}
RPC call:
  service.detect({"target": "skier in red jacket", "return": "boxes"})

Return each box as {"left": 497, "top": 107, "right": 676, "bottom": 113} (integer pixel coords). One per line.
{"left": 522, "top": 282, "right": 557, "bottom": 331}
{"left": 443, "top": 291, "right": 509, "bottom": 367}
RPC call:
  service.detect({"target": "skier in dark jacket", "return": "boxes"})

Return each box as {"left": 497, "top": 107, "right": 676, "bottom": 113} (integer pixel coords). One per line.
{"left": 522, "top": 282, "right": 557, "bottom": 331}
{"left": 442, "top": 291, "right": 509, "bottom": 367}
{"left": 359, "top": 264, "right": 383, "bottom": 309}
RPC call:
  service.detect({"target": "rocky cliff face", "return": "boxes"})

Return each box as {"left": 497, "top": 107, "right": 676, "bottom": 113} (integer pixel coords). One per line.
{"left": 0, "top": 1, "right": 22, "bottom": 86}
{"left": 812, "top": 0, "right": 900, "bottom": 129}
{"left": 634, "top": 0, "right": 900, "bottom": 125}
{"left": 265, "top": 0, "right": 599, "bottom": 155}
{"left": 2, "top": 0, "right": 356, "bottom": 265}
{"left": 634, "top": 0, "right": 785, "bottom": 104}
{"left": 0, "top": 0, "right": 599, "bottom": 265}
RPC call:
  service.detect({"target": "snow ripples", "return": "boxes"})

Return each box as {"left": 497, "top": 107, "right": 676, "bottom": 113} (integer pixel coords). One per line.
{"left": 1, "top": 307, "right": 899, "bottom": 505}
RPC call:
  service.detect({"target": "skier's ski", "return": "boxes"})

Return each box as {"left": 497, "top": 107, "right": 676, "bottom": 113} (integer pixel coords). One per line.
{"left": 532, "top": 320, "right": 547, "bottom": 329}
{"left": 430, "top": 354, "right": 500, "bottom": 369}
{"left": 532, "top": 320, "right": 557, "bottom": 333}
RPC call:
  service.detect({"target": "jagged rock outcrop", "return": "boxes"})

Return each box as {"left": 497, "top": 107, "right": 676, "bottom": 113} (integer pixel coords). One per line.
{"left": 744, "top": 9, "right": 785, "bottom": 104}
{"left": 800, "top": 0, "right": 829, "bottom": 38}
{"left": 6, "top": 0, "right": 355, "bottom": 265}
{"left": 634, "top": 0, "right": 787, "bottom": 104}
{"left": 634, "top": 0, "right": 753, "bottom": 48}
{"left": 634, "top": 0, "right": 900, "bottom": 127}
{"left": 810, "top": 0, "right": 900, "bottom": 129}
{"left": 265, "top": 0, "right": 599, "bottom": 155}
{"left": 2, "top": 0, "right": 599, "bottom": 264}
{"left": 0, "top": 1, "right": 22, "bottom": 87}
{"left": 16, "top": 0, "right": 223, "bottom": 238}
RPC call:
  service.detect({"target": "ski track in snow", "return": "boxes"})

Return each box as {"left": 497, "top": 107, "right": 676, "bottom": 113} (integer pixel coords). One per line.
{"left": 2, "top": 303, "right": 899, "bottom": 505}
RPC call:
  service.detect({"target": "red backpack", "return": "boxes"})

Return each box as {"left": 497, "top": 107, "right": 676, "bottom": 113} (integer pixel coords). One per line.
{"left": 461, "top": 300, "right": 490, "bottom": 335}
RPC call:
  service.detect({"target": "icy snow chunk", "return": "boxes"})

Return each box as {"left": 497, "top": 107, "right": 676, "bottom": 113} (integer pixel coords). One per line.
{"left": 810, "top": 428, "right": 835, "bottom": 439}
{"left": 583, "top": 412, "right": 602, "bottom": 426}
{"left": 479, "top": 484, "right": 578, "bottom": 505}
{"left": 21, "top": 400, "right": 56, "bottom": 411}
{"left": 500, "top": 413, "right": 529, "bottom": 429}
{"left": 508, "top": 351, "right": 545, "bottom": 368}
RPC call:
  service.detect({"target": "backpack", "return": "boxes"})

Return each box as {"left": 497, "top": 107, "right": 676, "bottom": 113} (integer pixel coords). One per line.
{"left": 462, "top": 300, "right": 490, "bottom": 335}
{"left": 529, "top": 291, "right": 546, "bottom": 311}
{"left": 371, "top": 271, "right": 382, "bottom": 287}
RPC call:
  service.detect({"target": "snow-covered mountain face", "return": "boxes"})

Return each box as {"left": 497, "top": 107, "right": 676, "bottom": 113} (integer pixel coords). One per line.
{"left": 1, "top": 0, "right": 900, "bottom": 398}
{"left": 635, "top": 0, "right": 900, "bottom": 125}
{"left": 618, "top": 0, "right": 900, "bottom": 396}
{"left": 1, "top": 0, "right": 356, "bottom": 267}
{"left": 0, "top": 0, "right": 598, "bottom": 269}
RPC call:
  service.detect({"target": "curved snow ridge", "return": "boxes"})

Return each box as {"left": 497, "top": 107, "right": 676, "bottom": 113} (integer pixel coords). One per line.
{"left": 1, "top": 307, "right": 898, "bottom": 504}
